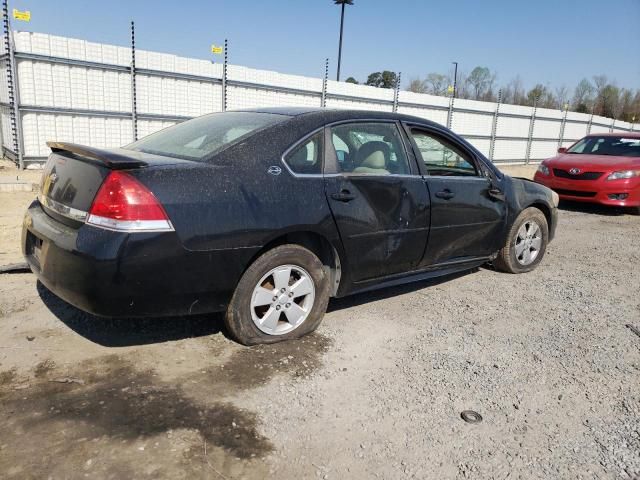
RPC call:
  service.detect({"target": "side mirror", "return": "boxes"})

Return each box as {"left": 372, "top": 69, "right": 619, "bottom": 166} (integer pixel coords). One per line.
{"left": 557, "top": 147, "right": 567, "bottom": 154}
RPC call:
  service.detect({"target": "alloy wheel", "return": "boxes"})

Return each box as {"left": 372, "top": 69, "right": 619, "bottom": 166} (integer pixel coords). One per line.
{"left": 514, "top": 220, "right": 542, "bottom": 266}
{"left": 250, "top": 264, "right": 316, "bottom": 335}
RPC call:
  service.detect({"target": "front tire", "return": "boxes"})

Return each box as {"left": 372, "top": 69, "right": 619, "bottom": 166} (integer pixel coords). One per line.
{"left": 494, "top": 207, "right": 549, "bottom": 274}
{"left": 225, "top": 244, "right": 330, "bottom": 345}
{"left": 628, "top": 206, "right": 640, "bottom": 216}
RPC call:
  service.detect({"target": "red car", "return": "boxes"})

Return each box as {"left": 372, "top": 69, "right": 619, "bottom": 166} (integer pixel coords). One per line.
{"left": 534, "top": 133, "right": 640, "bottom": 213}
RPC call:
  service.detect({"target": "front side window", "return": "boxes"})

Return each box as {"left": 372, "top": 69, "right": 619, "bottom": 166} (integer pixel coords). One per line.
{"left": 330, "top": 122, "right": 410, "bottom": 175}
{"left": 126, "top": 112, "right": 289, "bottom": 161}
{"left": 410, "top": 130, "right": 477, "bottom": 177}
{"left": 284, "top": 132, "right": 323, "bottom": 175}
{"left": 568, "top": 136, "right": 640, "bottom": 157}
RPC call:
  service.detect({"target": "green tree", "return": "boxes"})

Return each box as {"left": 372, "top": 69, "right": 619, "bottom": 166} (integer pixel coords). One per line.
{"left": 345, "top": 77, "right": 359, "bottom": 84}
{"left": 425, "top": 73, "right": 448, "bottom": 96}
{"left": 526, "top": 84, "right": 555, "bottom": 108}
{"left": 572, "top": 79, "right": 594, "bottom": 113}
{"left": 467, "top": 66, "right": 494, "bottom": 100}
{"left": 365, "top": 70, "right": 397, "bottom": 89}
{"left": 600, "top": 84, "right": 620, "bottom": 118}
{"left": 619, "top": 88, "right": 635, "bottom": 122}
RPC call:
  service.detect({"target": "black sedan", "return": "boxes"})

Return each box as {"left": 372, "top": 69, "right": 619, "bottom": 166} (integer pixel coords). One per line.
{"left": 22, "top": 108, "right": 558, "bottom": 345}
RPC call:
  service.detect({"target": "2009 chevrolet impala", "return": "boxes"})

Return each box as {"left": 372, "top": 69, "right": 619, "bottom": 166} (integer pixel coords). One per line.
{"left": 22, "top": 108, "right": 558, "bottom": 345}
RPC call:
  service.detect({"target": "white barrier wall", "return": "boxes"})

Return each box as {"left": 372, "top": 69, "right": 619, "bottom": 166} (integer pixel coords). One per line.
{"left": 0, "top": 31, "right": 636, "bottom": 165}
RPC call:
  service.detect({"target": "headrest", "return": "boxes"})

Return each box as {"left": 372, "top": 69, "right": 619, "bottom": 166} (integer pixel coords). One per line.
{"left": 356, "top": 141, "right": 390, "bottom": 169}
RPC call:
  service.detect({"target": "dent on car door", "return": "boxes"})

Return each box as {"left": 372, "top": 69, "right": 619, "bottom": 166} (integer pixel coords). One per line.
{"left": 406, "top": 126, "right": 506, "bottom": 267}
{"left": 323, "top": 121, "right": 429, "bottom": 282}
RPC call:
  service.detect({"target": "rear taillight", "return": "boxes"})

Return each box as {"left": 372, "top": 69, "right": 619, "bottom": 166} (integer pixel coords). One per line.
{"left": 87, "top": 171, "right": 173, "bottom": 232}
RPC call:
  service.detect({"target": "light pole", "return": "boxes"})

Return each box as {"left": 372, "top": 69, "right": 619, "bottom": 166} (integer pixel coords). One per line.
{"left": 334, "top": 0, "right": 353, "bottom": 81}
{"left": 452, "top": 61, "right": 458, "bottom": 98}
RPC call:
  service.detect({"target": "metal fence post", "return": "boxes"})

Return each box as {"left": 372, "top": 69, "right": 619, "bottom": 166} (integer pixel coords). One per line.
{"left": 321, "top": 58, "right": 328, "bottom": 108}
{"left": 489, "top": 89, "right": 501, "bottom": 162}
{"left": 130, "top": 21, "right": 137, "bottom": 141}
{"left": 221, "top": 39, "right": 228, "bottom": 112}
{"left": 446, "top": 93, "right": 454, "bottom": 129}
{"left": 525, "top": 97, "right": 538, "bottom": 164}
{"left": 558, "top": 103, "right": 568, "bottom": 149}
{"left": 610, "top": 118, "right": 615, "bottom": 133}
{"left": 3, "top": 0, "right": 23, "bottom": 168}
{"left": 586, "top": 108, "right": 594, "bottom": 135}
{"left": 392, "top": 72, "right": 401, "bottom": 113}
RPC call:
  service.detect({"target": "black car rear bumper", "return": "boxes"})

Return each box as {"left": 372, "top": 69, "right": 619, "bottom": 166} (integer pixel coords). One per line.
{"left": 22, "top": 200, "right": 259, "bottom": 318}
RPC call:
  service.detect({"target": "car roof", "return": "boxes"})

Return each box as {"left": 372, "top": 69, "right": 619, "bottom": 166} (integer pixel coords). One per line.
{"left": 237, "top": 107, "right": 322, "bottom": 116}
{"left": 585, "top": 132, "right": 640, "bottom": 138}
{"left": 236, "top": 107, "right": 442, "bottom": 128}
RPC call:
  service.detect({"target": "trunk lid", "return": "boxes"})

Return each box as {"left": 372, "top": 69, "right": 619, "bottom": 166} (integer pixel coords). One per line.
{"left": 39, "top": 143, "right": 189, "bottom": 226}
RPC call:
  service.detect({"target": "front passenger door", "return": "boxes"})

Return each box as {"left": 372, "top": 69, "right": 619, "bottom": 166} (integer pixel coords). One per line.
{"left": 407, "top": 127, "right": 506, "bottom": 267}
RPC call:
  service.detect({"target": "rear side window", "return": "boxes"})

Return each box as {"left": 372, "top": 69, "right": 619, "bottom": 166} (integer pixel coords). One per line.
{"left": 126, "top": 112, "right": 288, "bottom": 161}
{"left": 284, "top": 132, "right": 323, "bottom": 175}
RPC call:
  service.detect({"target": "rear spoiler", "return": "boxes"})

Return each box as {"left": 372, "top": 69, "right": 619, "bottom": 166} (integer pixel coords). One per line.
{"left": 46, "top": 142, "right": 148, "bottom": 169}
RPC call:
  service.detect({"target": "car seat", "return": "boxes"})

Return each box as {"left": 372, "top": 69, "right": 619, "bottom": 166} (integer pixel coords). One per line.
{"left": 352, "top": 141, "right": 391, "bottom": 175}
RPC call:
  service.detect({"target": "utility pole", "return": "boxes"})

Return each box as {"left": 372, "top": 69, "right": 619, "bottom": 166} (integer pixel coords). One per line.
{"left": 452, "top": 61, "right": 458, "bottom": 98}
{"left": 334, "top": 0, "right": 353, "bottom": 81}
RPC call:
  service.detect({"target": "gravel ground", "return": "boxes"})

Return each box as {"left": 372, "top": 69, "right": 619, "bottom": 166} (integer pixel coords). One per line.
{"left": 0, "top": 169, "right": 639, "bottom": 479}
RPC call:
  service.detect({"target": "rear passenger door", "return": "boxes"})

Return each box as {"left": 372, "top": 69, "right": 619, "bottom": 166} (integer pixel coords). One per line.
{"left": 406, "top": 125, "right": 506, "bottom": 267}
{"left": 323, "top": 121, "right": 430, "bottom": 282}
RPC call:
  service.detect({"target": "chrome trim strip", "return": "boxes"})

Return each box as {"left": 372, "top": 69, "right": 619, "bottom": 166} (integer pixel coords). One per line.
{"left": 335, "top": 173, "right": 422, "bottom": 179}
{"left": 86, "top": 214, "right": 175, "bottom": 232}
{"left": 38, "top": 193, "right": 88, "bottom": 222}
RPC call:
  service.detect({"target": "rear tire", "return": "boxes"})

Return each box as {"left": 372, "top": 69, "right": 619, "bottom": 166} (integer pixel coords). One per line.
{"left": 225, "top": 244, "right": 330, "bottom": 346}
{"left": 494, "top": 207, "right": 549, "bottom": 274}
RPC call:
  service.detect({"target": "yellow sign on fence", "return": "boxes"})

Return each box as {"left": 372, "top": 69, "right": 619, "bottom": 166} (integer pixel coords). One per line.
{"left": 12, "top": 8, "right": 31, "bottom": 21}
{"left": 211, "top": 45, "right": 223, "bottom": 54}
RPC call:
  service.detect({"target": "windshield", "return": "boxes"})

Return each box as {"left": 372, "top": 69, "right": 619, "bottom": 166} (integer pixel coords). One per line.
{"left": 567, "top": 136, "right": 640, "bottom": 157}
{"left": 125, "top": 112, "right": 289, "bottom": 161}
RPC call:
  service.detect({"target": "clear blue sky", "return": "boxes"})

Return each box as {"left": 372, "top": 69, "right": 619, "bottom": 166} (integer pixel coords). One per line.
{"left": 8, "top": 0, "right": 640, "bottom": 91}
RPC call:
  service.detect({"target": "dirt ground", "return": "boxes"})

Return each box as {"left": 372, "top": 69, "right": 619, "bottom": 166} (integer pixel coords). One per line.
{"left": 0, "top": 164, "right": 639, "bottom": 479}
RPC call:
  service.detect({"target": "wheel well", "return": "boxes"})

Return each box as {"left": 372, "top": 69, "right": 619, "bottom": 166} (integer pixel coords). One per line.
{"left": 250, "top": 232, "right": 342, "bottom": 296}
{"left": 528, "top": 202, "right": 552, "bottom": 229}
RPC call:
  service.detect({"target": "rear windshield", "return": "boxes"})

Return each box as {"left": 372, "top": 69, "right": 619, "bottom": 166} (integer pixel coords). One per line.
{"left": 125, "top": 112, "right": 289, "bottom": 161}
{"left": 567, "top": 136, "right": 640, "bottom": 157}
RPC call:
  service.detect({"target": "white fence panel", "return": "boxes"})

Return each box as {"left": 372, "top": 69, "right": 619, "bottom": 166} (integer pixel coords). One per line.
{"left": 496, "top": 116, "right": 530, "bottom": 138}
{"left": 1, "top": 31, "right": 632, "bottom": 167}
{"left": 493, "top": 140, "right": 528, "bottom": 162}
{"left": 0, "top": 107, "right": 12, "bottom": 150}
{"left": 563, "top": 122, "right": 588, "bottom": 141}
{"left": 530, "top": 141, "right": 560, "bottom": 159}
{"left": 452, "top": 112, "right": 493, "bottom": 136}
{"left": 396, "top": 105, "right": 448, "bottom": 126}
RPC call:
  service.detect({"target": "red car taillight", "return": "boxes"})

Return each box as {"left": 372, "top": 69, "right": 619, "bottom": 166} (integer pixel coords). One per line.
{"left": 87, "top": 171, "right": 174, "bottom": 232}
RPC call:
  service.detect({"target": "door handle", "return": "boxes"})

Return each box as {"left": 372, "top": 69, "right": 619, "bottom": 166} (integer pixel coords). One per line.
{"left": 330, "top": 190, "right": 356, "bottom": 202}
{"left": 435, "top": 189, "right": 455, "bottom": 200}
{"left": 488, "top": 187, "right": 505, "bottom": 201}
